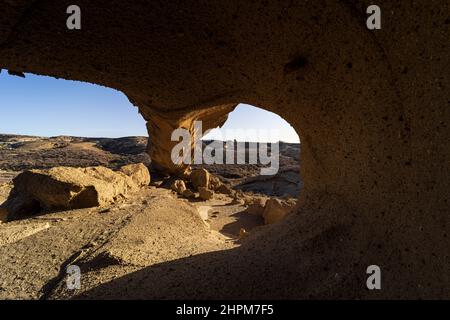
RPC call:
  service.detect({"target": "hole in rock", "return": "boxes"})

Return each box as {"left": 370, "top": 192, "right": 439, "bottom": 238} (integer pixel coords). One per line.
{"left": 201, "top": 103, "right": 301, "bottom": 196}
{"left": 195, "top": 103, "right": 301, "bottom": 238}
{"left": 0, "top": 72, "right": 300, "bottom": 249}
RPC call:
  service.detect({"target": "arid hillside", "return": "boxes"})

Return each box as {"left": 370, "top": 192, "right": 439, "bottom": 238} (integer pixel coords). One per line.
{"left": 0, "top": 134, "right": 300, "bottom": 198}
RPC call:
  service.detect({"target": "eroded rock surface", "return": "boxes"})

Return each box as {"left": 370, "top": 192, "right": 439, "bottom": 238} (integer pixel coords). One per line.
{"left": 0, "top": 1, "right": 448, "bottom": 298}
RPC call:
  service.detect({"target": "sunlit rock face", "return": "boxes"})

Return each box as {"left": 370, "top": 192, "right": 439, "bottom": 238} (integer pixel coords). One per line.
{"left": 0, "top": 164, "right": 150, "bottom": 221}
{"left": 0, "top": 1, "right": 449, "bottom": 298}
{"left": 139, "top": 103, "right": 236, "bottom": 175}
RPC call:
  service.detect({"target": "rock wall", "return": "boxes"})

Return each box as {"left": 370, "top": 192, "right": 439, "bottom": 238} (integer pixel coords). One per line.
{"left": 0, "top": 1, "right": 449, "bottom": 298}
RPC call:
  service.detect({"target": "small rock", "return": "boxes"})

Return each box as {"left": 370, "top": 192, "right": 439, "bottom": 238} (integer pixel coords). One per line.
{"left": 262, "top": 198, "right": 296, "bottom": 224}
{"left": 170, "top": 179, "right": 186, "bottom": 194}
{"left": 198, "top": 187, "right": 214, "bottom": 200}
{"left": 190, "top": 168, "right": 210, "bottom": 190}
{"left": 209, "top": 175, "right": 222, "bottom": 190}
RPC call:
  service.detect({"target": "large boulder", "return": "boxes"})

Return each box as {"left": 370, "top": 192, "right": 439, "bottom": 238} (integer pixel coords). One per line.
{"left": 190, "top": 169, "right": 210, "bottom": 191}
{"left": 120, "top": 163, "right": 150, "bottom": 187}
{"left": 0, "top": 164, "right": 149, "bottom": 221}
{"left": 262, "top": 198, "right": 296, "bottom": 225}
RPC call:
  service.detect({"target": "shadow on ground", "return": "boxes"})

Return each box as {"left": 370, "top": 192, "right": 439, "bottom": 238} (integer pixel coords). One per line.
{"left": 68, "top": 211, "right": 362, "bottom": 300}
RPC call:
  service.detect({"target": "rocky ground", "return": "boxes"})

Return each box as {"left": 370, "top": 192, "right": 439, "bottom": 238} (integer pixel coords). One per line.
{"left": 0, "top": 134, "right": 300, "bottom": 299}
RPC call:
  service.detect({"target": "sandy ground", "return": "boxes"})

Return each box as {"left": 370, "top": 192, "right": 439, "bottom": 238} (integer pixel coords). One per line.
{"left": 0, "top": 185, "right": 273, "bottom": 299}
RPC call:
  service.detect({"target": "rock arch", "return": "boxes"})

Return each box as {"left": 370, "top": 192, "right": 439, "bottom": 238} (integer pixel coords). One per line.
{"left": 0, "top": 1, "right": 448, "bottom": 298}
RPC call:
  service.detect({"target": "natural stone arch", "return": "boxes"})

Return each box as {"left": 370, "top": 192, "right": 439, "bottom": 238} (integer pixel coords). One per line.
{"left": 0, "top": 1, "right": 448, "bottom": 298}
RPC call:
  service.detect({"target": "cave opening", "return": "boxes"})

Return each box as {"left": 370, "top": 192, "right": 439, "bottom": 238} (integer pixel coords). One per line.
{"left": 181, "top": 103, "right": 302, "bottom": 237}
{"left": 200, "top": 103, "right": 301, "bottom": 199}
{"left": 0, "top": 72, "right": 301, "bottom": 268}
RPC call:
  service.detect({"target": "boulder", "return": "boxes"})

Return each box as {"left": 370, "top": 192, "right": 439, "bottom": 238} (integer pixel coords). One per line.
{"left": 1, "top": 165, "right": 144, "bottom": 221}
{"left": 262, "top": 198, "right": 296, "bottom": 225}
{"left": 198, "top": 187, "right": 214, "bottom": 201}
{"left": 190, "top": 168, "right": 210, "bottom": 190}
{"left": 170, "top": 179, "right": 187, "bottom": 194}
{"left": 120, "top": 163, "right": 150, "bottom": 187}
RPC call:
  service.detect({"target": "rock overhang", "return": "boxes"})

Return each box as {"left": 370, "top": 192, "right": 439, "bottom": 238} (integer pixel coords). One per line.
{"left": 0, "top": 0, "right": 449, "bottom": 298}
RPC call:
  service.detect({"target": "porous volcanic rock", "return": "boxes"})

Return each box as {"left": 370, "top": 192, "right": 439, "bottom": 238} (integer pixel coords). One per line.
{"left": 0, "top": 1, "right": 448, "bottom": 298}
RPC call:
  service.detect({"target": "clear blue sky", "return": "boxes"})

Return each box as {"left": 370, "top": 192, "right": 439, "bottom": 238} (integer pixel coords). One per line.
{"left": 0, "top": 72, "right": 299, "bottom": 142}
